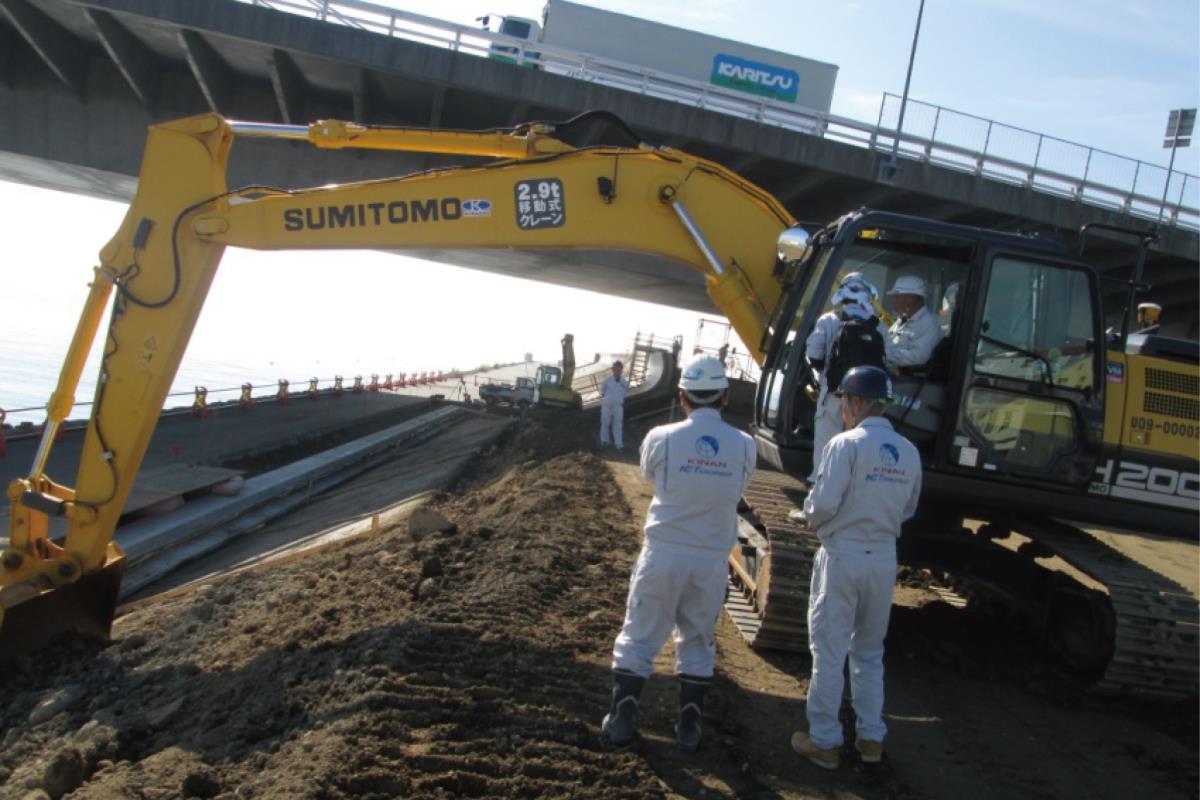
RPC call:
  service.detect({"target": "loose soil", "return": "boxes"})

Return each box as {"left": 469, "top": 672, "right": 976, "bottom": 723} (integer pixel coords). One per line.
{"left": 1, "top": 407, "right": 1195, "bottom": 800}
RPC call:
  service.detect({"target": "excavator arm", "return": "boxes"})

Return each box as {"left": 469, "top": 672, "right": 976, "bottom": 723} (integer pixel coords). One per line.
{"left": 561, "top": 334, "right": 576, "bottom": 387}
{"left": 1, "top": 112, "right": 797, "bottom": 651}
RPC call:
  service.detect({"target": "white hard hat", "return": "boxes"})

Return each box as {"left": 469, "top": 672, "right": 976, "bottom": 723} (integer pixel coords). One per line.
{"left": 679, "top": 354, "right": 729, "bottom": 391}
{"left": 835, "top": 272, "right": 879, "bottom": 302}
{"left": 1137, "top": 302, "right": 1162, "bottom": 312}
{"left": 887, "top": 275, "right": 927, "bottom": 298}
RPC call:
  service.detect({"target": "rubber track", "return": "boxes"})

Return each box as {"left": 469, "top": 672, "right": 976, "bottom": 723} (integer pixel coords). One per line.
{"left": 1013, "top": 516, "right": 1199, "bottom": 698}
{"left": 725, "top": 469, "right": 817, "bottom": 652}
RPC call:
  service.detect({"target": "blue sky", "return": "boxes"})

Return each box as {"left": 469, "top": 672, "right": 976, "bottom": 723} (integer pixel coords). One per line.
{"left": 2, "top": 0, "right": 1197, "bottom": 418}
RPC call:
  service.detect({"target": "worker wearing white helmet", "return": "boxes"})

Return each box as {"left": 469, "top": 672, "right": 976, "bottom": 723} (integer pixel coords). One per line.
{"left": 884, "top": 275, "right": 941, "bottom": 370}
{"left": 599, "top": 360, "right": 630, "bottom": 449}
{"left": 602, "top": 354, "right": 756, "bottom": 752}
{"left": 791, "top": 365, "right": 922, "bottom": 771}
{"left": 804, "top": 274, "right": 888, "bottom": 483}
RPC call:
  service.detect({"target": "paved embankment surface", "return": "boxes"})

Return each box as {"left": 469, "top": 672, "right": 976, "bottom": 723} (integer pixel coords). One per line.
{"left": 0, "top": 392, "right": 434, "bottom": 525}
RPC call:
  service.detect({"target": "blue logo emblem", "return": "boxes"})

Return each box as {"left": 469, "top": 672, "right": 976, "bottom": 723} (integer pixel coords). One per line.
{"left": 696, "top": 436, "right": 720, "bottom": 458}
{"left": 462, "top": 198, "right": 493, "bottom": 217}
{"left": 710, "top": 54, "right": 800, "bottom": 103}
{"left": 880, "top": 443, "right": 899, "bottom": 467}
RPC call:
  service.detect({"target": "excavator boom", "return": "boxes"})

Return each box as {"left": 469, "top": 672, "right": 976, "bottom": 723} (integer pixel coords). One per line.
{"left": 0, "top": 113, "right": 794, "bottom": 652}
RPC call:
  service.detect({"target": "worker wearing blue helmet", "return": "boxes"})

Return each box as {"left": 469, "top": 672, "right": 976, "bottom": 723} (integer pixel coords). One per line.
{"left": 791, "top": 365, "right": 922, "bottom": 770}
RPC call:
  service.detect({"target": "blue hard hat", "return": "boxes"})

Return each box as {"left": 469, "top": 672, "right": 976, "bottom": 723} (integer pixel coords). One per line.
{"left": 835, "top": 365, "right": 892, "bottom": 400}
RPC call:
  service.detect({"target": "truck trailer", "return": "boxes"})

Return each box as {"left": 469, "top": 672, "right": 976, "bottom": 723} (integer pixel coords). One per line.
{"left": 489, "top": 0, "right": 837, "bottom": 113}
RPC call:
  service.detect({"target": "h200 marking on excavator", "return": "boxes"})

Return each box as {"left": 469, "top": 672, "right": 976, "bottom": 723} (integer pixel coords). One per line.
{"left": 2, "top": 111, "right": 1196, "bottom": 699}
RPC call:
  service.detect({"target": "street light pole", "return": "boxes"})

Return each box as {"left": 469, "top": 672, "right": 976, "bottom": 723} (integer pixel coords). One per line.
{"left": 1157, "top": 108, "right": 1195, "bottom": 228}
{"left": 880, "top": 0, "right": 926, "bottom": 181}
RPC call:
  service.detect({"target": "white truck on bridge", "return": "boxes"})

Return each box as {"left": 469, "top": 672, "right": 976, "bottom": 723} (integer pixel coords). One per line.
{"left": 489, "top": 0, "right": 837, "bottom": 114}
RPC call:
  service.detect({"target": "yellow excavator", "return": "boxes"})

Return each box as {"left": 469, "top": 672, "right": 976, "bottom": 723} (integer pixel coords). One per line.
{"left": 532, "top": 333, "right": 583, "bottom": 409}
{"left": 2, "top": 112, "right": 1196, "bottom": 696}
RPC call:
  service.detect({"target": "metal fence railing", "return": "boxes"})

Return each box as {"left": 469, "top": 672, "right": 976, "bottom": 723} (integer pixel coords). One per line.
{"left": 238, "top": 0, "right": 1199, "bottom": 231}
{"left": 874, "top": 94, "right": 1199, "bottom": 229}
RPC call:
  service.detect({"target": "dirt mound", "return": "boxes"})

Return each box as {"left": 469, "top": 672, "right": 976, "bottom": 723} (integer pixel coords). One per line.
{"left": 463, "top": 404, "right": 672, "bottom": 488}
{"left": 0, "top": 452, "right": 663, "bottom": 800}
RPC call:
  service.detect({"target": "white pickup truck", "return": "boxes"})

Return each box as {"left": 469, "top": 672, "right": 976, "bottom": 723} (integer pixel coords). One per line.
{"left": 479, "top": 376, "right": 536, "bottom": 406}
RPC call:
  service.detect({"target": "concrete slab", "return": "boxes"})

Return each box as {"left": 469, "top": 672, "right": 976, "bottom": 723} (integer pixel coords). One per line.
{"left": 123, "top": 410, "right": 512, "bottom": 600}
{"left": 122, "top": 464, "right": 242, "bottom": 517}
{"left": 1, "top": 391, "right": 435, "bottom": 529}
{"left": 115, "top": 406, "right": 468, "bottom": 596}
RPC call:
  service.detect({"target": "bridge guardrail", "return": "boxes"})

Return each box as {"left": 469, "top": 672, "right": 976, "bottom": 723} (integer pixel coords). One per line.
{"left": 242, "top": 0, "right": 1198, "bottom": 232}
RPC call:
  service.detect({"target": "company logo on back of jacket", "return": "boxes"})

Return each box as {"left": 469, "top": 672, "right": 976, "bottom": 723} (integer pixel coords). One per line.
{"left": 681, "top": 434, "right": 731, "bottom": 477}
{"left": 869, "top": 442, "right": 908, "bottom": 483}
{"left": 695, "top": 436, "right": 720, "bottom": 458}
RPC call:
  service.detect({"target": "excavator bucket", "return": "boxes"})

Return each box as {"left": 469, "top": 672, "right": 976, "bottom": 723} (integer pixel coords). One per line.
{"left": 0, "top": 559, "right": 125, "bottom": 661}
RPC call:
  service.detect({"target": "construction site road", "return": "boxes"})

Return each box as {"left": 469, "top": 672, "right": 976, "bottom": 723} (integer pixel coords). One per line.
{"left": 0, "top": 407, "right": 1195, "bottom": 799}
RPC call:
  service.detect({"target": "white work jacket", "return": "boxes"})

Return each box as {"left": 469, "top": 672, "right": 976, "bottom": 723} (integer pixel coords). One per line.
{"left": 600, "top": 375, "right": 630, "bottom": 408}
{"left": 640, "top": 407, "right": 756, "bottom": 553}
{"left": 886, "top": 306, "right": 942, "bottom": 369}
{"left": 803, "top": 416, "right": 921, "bottom": 548}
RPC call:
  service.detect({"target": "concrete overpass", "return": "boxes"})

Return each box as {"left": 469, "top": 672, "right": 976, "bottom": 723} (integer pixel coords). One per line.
{"left": 1, "top": 0, "right": 1197, "bottom": 335}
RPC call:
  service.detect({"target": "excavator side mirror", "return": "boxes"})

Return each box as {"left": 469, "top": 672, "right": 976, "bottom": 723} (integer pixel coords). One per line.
{"left": 776, "top": 226, "right": 812, "bottom": 265}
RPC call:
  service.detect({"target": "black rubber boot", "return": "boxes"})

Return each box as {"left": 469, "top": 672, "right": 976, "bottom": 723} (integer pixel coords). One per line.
{"left": 675, "top": 674, "right": 710, "bottom": 751}
{"left": 601, "top": 669, "right": 646, "bottom": 745}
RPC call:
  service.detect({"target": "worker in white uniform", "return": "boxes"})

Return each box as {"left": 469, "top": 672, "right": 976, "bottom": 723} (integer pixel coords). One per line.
{"left": 791, "top": 365, "right": 922, "bottom": 770}
{"left": 804, "top": 273, "right": 883, "bottom": 483}
{"left": 599, "top": 360, "right": 630, "bottom": 449}
{"left": 884, "top": 275, "right": 941, "bottom": 372}
{"left": 602, "top": 354, "right": 756, "bottom": 751}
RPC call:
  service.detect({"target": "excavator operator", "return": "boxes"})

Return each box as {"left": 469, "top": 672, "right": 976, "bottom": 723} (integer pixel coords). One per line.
{"left": 883, "top": 275, "right": 942, "bottom": 373}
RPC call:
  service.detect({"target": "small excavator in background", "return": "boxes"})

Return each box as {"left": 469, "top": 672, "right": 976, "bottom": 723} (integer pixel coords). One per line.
{"left": 1, "top": 112, "right": 1195, "bottom": 697}
{"left": 533, "top": 333, "right": 583, "bottom": 408}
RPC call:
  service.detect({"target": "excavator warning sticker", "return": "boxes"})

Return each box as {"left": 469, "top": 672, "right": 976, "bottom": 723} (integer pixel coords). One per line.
{"left": 515, "top": 179, "right": 565, "bottom": 229}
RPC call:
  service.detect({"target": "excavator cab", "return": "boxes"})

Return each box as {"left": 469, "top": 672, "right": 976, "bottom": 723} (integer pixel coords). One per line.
{"left": 756, "top": 210, "right": 1107, "bottom": 515}
{"left": 533, "top": 365, "right": 582, "bottom": 409}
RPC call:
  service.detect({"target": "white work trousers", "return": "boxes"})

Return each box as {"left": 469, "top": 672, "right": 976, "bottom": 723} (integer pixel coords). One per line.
{"left": 806, "top": 543, "right": 897, "bottom": 749}
{"left": 612, "top": 545, "right": 727, "bottom": 678}
{"left": 600, "top": 403, "right": 624, "bottom": 449}
{"left": 808, "top": 390, "right": 842, "bottom": 482}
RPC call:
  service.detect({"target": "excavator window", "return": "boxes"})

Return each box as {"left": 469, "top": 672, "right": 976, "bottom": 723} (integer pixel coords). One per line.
{"left": 951, "top": 255, "right": 1103, "bottom": 482}
{"left": 759, "top": 248, "right": 837, "bottom": 432}
{"left": 759, "top": 225, "right": 975, "bottom": 452}
{"left": 974, "top": 257, "right": 1096, "bottom": 391}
